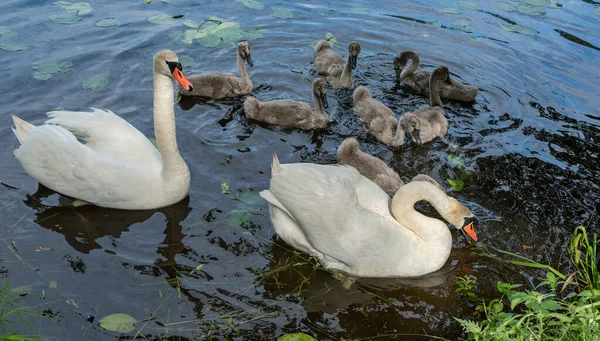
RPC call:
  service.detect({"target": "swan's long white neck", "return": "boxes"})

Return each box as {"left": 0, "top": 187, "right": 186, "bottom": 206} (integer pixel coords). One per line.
{"left": 237, "top": 52, "right": 249, "bottom": 83}
{"left": 339, "top": 55, "right": 353, "bottom": 88}
{"left": 400, "top": 53, "right": 419, "bottom": 80}
{"left": 390, "top": 181, "right": 452, "bottom": 243}
{"left": 153, "top": 70, "right": 186, "bottom": 177}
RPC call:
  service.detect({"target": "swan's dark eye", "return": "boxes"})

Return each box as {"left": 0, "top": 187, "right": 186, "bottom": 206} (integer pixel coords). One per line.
{"left": 165, "top": 61, "right": 183, "bottom": 74}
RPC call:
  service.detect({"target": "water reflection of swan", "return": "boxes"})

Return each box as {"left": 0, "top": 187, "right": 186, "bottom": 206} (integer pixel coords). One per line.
{"left": 398, "top": 66, "right": 450, "bottom": 145}
{"left": 24, "top": 185, "right": 192, "bottom": 257}
{"left": 179, "top": 41, "right": 254, "bottom": 99}
{"left": 314, "top": 40, "right": 361, "bottom": 88}
{"left": 395, "top": 50, "right": 478, "bottom": 102}
{"left": 260, "top": 155, "right": 479, "bottom": 278}
{"left": 243, "top": 78, "right": 328, "bottom": 130}
{"left": 11, "top": 51, "right": 193, "bottom": 210}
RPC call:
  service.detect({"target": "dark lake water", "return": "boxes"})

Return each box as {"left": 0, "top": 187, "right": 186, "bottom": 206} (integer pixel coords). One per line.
{"left": 1, "top": 0, "right": 599, "bottom": 339}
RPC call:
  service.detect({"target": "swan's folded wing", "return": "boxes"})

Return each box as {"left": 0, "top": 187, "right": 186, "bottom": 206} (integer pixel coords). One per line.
{"left": 45, "top": 108, "right": 161, "bottom": 166}
{"left": 14, "top": 124, "right": 156, "bottom": 207}
{"left": 268, "top": 163, "right": 397, "bottom": 267}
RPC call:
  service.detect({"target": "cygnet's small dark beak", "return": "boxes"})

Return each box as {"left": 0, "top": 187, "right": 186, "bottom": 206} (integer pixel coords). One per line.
{"left": 350, "top": 55, "right": 358, "bottom": 69}
{"left": 395, "top": 69, "right": 402, "bottom": 83}
{"left": 445, "top": 76, "right": 453, "bottom": 85}
{"left": 411, "top": 129, "right": 422, "bottom": 145}
{"left": 245, "top": 55, "right": 254, "bottom": 67}
{"left": 320, "top": 93, "right": 328, "bottom": 109}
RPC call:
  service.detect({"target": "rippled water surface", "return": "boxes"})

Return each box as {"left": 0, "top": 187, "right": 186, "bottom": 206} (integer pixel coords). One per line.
{"left": 1, "top": 0, "right": 599, "bottom": 339}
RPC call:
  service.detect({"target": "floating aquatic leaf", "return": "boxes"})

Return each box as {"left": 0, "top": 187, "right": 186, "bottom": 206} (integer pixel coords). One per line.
{"left": 160, "top": 0, "right": 182, "bottom": 4}
{"left": 32, "top": 60, "right": 73, "bottom": 73}
{"left": 173, "top": 18, "right": 261, "bottom": 48}
{"left": 197, "top": 34, "right": 221, "bottom": 48}
{"left": 36, "top": 247, "right": 53, "bottom": 252}
{"left": 53, "top": 1, "right": 92, "bottom": 15}
{"left": 442, "top": 7, "right": 464, "bottom": 14}
{"left": 49, "top": 280, "right": 58, "bottom": 289}
{"left": 0, "top": 26, "right": 13, "bottom": 37}
{"left": 595, "top": 6, "right": 600, "bottom": 16}
{"left": 0, "top": 43, "right": 27, "bottom": 51}
{"left": 178, "top": 55, "right": 197, "bottom": 69}
{"left": 221, "top": 183, "right": 231, "bottom": 195}
{"left": 95, "top": 18, "right": 119, "bottom": 27}
{"left": 452, "top": 18, "right": 472, "bottom": 27}
{"left": 271, "top": 6, "right": 293, "bottom": 19}
{"left": 232, "top": 0, "right": 264, "bottom": 10}
{"left": 351, "top": 7, "right": 371, "bottom": 14}
{"left": 33, "top": 72, "right": 52, "bottom": 80}
{"left": 325, "top": 32, "right": 337, "bottom": 45}
{"left": 457, "top": 0, "right": 481, "bottom": 10}
{"left": 447, "top": 153, "right": 466, "bottom": 168}
{"left": 98, "top": 313, "right": 136, "bottom": 333}
{"left": 239, "top": 191, "right": 262, "bottom": 205}
{"left": 524, "top": 0, "right": 551, "bottom": 6}
{"left": 498, "top": 23, "right": 538, "bottom": 35}
{"left": 183, "top": 19, "right": 199, "bottom": 28}
{"left": 278, "top": 333, "right": 319, "bottom": 341}
{"left": 427, "top": 21, "right": 443, "bottom": 27}
{"left": 496, "top": 2, "right": 516, "bottom": 12}
{"left": 49, "top": 13, "right": 82, "bottom": 24}
{"left": 148, "top": 13, "right": 176, "bottom": 24}
{"left": 227, "top": 210, "right": 251, "bottom": 228}
{"left": 447, "top": 179, "right": 464, "bottom": 191}
{"left": 83, "top": 74, "right": 109, "bottom": 90}
{"left": 517, "top": 4, "right": 546, "bottom": 15}
{"left": 243, "top": 30, "right": 263, "bottom": 39}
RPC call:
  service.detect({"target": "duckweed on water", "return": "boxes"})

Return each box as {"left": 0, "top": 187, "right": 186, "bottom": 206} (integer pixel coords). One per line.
{"left": 271, "top": 7, "right": 294, "bottom": 19}
{"left": 232, "top": 0, "right": 264, "bottom": 10}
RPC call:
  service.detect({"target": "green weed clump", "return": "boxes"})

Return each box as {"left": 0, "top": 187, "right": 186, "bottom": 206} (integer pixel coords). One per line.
{"left": 0, "top": 280, "right": 41, "bottom": 340}
{"left": 456, "top": 226, "right": 600, "bottom": 341}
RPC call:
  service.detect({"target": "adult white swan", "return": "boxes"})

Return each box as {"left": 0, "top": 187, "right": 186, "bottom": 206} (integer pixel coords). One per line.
{"left": 260, "top": 155, "right": 478, "bottom": 278}
{"left": 11, "top": 50, "right": 193, "bottom": 210}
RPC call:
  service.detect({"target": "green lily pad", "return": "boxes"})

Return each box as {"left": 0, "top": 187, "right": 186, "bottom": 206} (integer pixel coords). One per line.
{"left": 32, "top": 60, "right": 73, "bottom": 73}
{"left": 95, "top": 18, "right": 119, "bottom": 27}
{"left": 517, "top": 4, "right": 546, "bottom": 15}
{"left": 198, "top": 34, "right": 221, "bottom": 48}
{"left": 98, "top": 313, "right": 136, "bottom": 333}
{"left": 160, "top": 0, "right": 182, "bottom": 4}
{"left": 496, "top": 2, "right": 516, "bottom": 12}
{"left": 595, "top": 7, "right": 600, "bottom": 16}
{"left": 149, "top": 13, "right": 176, "bottom": 25}
{"left": 53, "top": 1, "right": 92, "bottom": 15}
{"left": 173, "top": 17, "right": 261, "bottom": 48}
{"left": 271, "top": 6, "right": 294, "bottom": 19}
{"left": 49, "top": 13, "right": 82, "bottom": 24}
{"left": 325, "top": 32, "right": 337, "bottom": 45}
{"left": 243, "top": 29, "right": 263, "bottom": 39}
{"left": 351, "top": 7, "right": 371, "bottom": 14}
{"left": 83, "top": 74, "right": 109, "bottom": 90}
{"left": 233, "top": 0, "right": 264, "bottom": 10}
{"left": 178, "top": 55, "right": 197, "bottom": 69}
{"left": 0, "top": 26, "right": 11, "bottom": 36}
{"left": 278, "top": 333, "right": 319, "bottom": 341}
{"left": 49, "top": 280, "right": 58, "bottom": 289}
{"left": 499, "top": 23, "right": 538, "bottom": 35}
{"left": 33, "top": 72, "right": 52, "bottom": 80}
{"left": 182, "top": 19, "right": 200, "bottom": 28}
{"left": 447, "top": 153, "right": 466, "bottom": 168}
{"left": 227, "top": 209, "right": 251, "bottom": 228}
{"left": 239, "top": 191, "right": 262, "bottom": 205}
{"left": 442, "top": 7, "right": 464, "bottom": 14}
{"left": 452, "top": 18, "right": 472, "bottom": 27}
{"left": 524, "top": 0, "right": 551, "bottom": 6}
{"left": 427, "top": 21, "right": 443, "bottom": 27}
{"left": 0, "top": 43, "right": 27, "bottom": 51}
{"left": 447, "top": 179, "right": 464, "bottom": 191}
{"left": 457, "top": 0, "right": 481, "bottom": 10}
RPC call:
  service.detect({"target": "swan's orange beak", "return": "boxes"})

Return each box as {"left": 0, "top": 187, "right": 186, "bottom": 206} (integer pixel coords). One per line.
{"left": 462, "top": 220, "right": 478, "bottom": 242}
{"left": 173, "top": 67, "right": 193, "bottom": 91}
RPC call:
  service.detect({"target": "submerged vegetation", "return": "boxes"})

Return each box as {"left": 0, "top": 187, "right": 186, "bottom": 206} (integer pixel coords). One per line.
{"left": 456, "top": 225, "right": 600, "bottom": 340}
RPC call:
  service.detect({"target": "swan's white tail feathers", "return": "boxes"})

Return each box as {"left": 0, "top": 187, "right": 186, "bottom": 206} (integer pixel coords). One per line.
{"left": 271, "top": 153, "right": 280, "bottom": 176}
{"left": 11, "top": 115, "right": 35, "bottom": 144}
{"left": 259, "top": 189, "right": 296, "bottom": 221}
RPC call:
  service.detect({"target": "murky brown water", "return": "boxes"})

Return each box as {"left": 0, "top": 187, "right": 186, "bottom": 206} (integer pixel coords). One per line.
{"left": 1, "top": 0, "right": 599, "bottom": 339}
